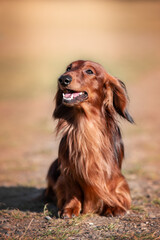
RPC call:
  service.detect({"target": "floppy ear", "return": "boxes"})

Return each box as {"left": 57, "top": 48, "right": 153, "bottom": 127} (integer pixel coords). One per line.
{"left": 53, "top": 87, "right": 73, "bottom": 120}
{"left": 105, "top": 74, "right": 134, "bottom": 123}
{"left": 53, "top": 88, "right": 63, "bottom": 119}
{"left": 55, "top": 88, "right": 63, "bottom": 108}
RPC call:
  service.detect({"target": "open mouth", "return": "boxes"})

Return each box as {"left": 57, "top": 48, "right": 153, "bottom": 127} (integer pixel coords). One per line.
{"left": 62, "top": 89, "right": 88, "bottom": 105}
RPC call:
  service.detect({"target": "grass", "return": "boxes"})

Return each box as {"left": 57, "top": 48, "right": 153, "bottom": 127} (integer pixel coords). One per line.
{"left": 131, "top": 205, "right": 145, "bottom": 213}
{"left": 0, "top": 209, "right": 30, "bottom": 220}
{"left": 119, "top": 233, "right": 157, "bottom": 240}
{"left": 43, "top": 203, "right": 53, "bottom": 217}
{"left": 107, "top": 223, "right": 116, "bottom": 230}
{"left": 41, "top": 216, "right": 88, "bottom": 240}
{"left": 11, "top": 209, "right": 25, "bottom": 219}
{"left": 152, "top": 199, "right": 160, "bottom": 206}
{"left": 51, "top": 227, "right": 80, "bottom": 240}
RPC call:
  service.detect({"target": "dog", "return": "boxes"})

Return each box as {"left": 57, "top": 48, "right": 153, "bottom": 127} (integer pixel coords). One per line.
{"left": 46, "top": 60, "right": 134, "bottom": 218}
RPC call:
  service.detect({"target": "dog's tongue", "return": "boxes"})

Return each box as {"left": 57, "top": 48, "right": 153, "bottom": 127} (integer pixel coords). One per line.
{"left": 64, "top": 92, "right": 81, "bottom": 98}
{"left": 64, "top": 93, "right": 72, "bottom": 98}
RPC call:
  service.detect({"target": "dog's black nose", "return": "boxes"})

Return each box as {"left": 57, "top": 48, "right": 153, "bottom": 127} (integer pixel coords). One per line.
{"left": 58, "top": 75, "right": 72, "bottom": 87}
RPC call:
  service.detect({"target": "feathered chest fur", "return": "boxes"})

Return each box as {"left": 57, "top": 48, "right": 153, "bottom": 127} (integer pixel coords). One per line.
{"left": 58, "top": 115, "right": 118, "bottom": 182}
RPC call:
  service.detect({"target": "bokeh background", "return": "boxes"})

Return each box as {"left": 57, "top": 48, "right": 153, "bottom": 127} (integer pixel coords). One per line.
{"left": 0, "top": 0, "right": 160, "bottom": 188}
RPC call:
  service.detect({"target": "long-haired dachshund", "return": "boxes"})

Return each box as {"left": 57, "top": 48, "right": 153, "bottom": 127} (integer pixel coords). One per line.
{"left": 46, "top": 60, "right": 134, "bottom": 218}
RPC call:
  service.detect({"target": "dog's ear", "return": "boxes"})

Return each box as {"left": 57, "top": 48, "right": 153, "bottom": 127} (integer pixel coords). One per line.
{"left": 104, "top": 74, "right": 134, "bottom": 123}
{"left": 53, "top": 88, "right": 63, "bottom": 119}
{"left": 53, "top": 87, "right": 73, "bottom": 120}
{"left": 55, "top": 88, "right": 63, "bottom": 108}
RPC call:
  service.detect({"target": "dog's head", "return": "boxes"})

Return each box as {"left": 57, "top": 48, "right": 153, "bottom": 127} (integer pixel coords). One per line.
{"left": 55, "top": 60, "right": 134, "bottom": 123}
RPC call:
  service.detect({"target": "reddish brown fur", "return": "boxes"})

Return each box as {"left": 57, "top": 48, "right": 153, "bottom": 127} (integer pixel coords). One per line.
{"left": 46, "top": 60, "right": 134, "bottom": 218}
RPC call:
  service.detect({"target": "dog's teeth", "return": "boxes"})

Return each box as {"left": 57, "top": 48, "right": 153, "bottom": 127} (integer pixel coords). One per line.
{"left": 63, "top": 93, "right": 73, "bottom": 101}
{"left": 63, "top": 92, "right": 84, "bottom": 101}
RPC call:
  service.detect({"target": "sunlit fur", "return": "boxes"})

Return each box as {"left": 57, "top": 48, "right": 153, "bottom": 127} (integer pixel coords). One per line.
{"left": 46, "top": 60, "right": 134, "bottom": 218}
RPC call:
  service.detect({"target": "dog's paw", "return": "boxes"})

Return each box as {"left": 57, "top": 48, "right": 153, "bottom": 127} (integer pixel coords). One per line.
{"left": 104, "top": 206, "right": 127, "bottom": 217}
{"left": 59, "top": 207, "right": 80, "bottom": 219}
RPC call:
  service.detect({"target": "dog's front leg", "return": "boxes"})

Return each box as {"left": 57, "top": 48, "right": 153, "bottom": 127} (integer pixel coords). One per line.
{"left": 55, "top": 175, "right": 82, "bottom": 219}
{"left": 103, "top": 175, "right": 131, "bottom": 217}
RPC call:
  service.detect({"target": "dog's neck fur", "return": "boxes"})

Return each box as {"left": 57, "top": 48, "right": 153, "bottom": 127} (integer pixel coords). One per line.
{"left": 55, "top": 104, "right": 122, "bottom": 180}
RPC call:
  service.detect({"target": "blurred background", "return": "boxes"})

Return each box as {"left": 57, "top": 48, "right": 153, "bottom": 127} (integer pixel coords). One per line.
{"left": 0, "top": 0, "right": 160, "bottom": 188}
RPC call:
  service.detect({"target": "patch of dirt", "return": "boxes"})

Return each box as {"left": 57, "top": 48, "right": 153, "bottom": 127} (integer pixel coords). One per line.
{"left": 0, "top": 178, "right": 160, "bottom": 239}
{"left": 0, "top": 71, "right": 160, "bottom": 239}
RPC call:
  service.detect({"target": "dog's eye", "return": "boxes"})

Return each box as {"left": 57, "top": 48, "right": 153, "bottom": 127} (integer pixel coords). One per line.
{"left": 66, "top": 66, "right": 71, "bottom": 72}
{"left": 86, "top": 69, "right": 94, "bottom": 75}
